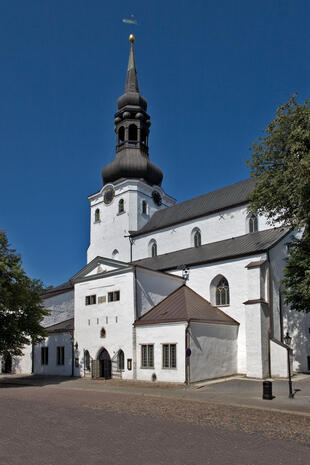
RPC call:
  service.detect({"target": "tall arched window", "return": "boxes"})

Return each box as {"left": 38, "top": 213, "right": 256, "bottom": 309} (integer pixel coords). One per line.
{"left": 249, "top": 214, "right": 258, "bottom": 233}
{"left": 84, "top": 350, "right": 91, "bottom": 371}
{"left": 128, "top": 124, "right": 137, "bottom": 141}
{"left": 95, "top": 208, "right": 100, "bottom": 222}
{"left": 152, "top": 242, "right": 157, "bottom": 257}
{"left": 191, "top": 228, "right": 202, "bottom": 247}
{"left": 216, "top": 278, "right": 230, "bottom": 306}
{"left": 118, "top": 350, "right": 124, "bottom": 371}
{"left": 118, "top": 199, "right": 125, "bottom": 214}
{"left": 149, "top": 240, "right": 157, "bottom": 257}
{"left": 194, "top": 230, "right": 201, "bottom": 247}
{"left": 118, "top": 126, "right": 125, "bottom": 143}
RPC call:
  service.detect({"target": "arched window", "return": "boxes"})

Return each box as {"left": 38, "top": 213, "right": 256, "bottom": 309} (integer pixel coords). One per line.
{"left": 118, "top": 350, "right": 124, "bottom": 371}
{"left": 84, "top": 350, "right": 91, "bottom": 371}
{"left": 118, "top": 199, "right": 125, "bottom": 214}
{"left": 128, "top": 124, "right": 137, "bottom": 141}
{"left": 148, "top": 240, "right": 157, "bottom": 257}
{"left": 95, "top": 208, "right": 100, "bottom": 222}
{"left": 191, "top": 228, "right": 201, "bottom": 247}
{"left": 118, "top": 126, "right": 125, "bottom": 143}
{"left": 210, "top": 275, "right": 230, "bottom": 307}
{"left": 151, "top": 242, "right": 157, "bottom": 257}
{"left": 100, "top": 328, "right": 106, "bottom": 338}
{"left": 216, "top": 278, "right": 230, "bottom": 306}
{"left": 249, "top": 214, "right": 258, "bottom": 233}
{"left": 194, "top": 230, "right": 201, "bottom": 247}
{"left": 142, "top": 200, "right": 147, "bottom": 215}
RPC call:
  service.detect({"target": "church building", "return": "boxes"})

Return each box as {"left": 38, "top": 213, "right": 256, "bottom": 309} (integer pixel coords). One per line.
{"left": 3, "top": 35, "right": 310, "bottom": 382}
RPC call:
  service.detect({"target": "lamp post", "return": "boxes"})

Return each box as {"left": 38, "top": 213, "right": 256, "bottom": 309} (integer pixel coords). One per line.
{"left": 284, "top": 331, "right": 294, "bottom": 399}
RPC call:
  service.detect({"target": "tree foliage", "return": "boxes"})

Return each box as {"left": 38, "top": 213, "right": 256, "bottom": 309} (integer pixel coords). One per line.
{"left": 0, "top": 231, "right": 48, "bottom": 356}
{"left": 247, "top": 96, "right": 310, "bottom": 312}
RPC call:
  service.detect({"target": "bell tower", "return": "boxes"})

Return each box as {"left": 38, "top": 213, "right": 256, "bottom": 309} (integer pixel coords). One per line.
{"left": 87, "top": 36, "right": 175, "bottom": 264}
{"left": 102, "top": 34, "right": 163, "bottom": 187}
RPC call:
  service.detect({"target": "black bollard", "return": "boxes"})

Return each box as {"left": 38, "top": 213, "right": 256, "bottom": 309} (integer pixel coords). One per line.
{"left": 262, "top": 380, "right": 273, "bottom": 400}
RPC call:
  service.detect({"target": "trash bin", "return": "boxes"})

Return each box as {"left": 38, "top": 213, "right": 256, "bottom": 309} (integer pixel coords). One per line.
{"left": 262, "top": 381, "right": 273, "bottom": 400}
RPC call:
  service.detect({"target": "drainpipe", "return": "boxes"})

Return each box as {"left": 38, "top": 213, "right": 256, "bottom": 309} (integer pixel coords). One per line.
{"left": 132, "top": 266, "right": 138, "bottom": 380}
{"left": 266, "top": 251, "right": 272, "bottom": 378}
{"left": 185, "top": 322, "right": 190, "bottom": 385}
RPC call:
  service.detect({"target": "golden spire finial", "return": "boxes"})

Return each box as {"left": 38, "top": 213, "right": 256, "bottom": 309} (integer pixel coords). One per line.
{"left": 129, "top": 34, "right": 135, "bottom": 44}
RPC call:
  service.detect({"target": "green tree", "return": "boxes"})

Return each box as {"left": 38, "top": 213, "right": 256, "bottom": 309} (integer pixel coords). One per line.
{"left": 247, "top": 96, "right": 310, "bottom": 312}
{"left": 0, "top": 231, "right": 48, "bottom": 356}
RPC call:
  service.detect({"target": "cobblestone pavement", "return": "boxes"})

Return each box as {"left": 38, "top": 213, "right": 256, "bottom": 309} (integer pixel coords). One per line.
{"left": 0, "top": 385, "right": 309, "bottom": 465}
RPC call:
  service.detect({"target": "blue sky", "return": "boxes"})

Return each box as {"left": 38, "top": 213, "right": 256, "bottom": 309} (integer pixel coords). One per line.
{"left": 1, "top": 0, "right": 309, "bottom": 286}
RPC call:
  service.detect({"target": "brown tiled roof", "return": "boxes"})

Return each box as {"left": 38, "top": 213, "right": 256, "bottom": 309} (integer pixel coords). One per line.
{"left": 134, "top": 286, "right": 239, "bottom": 326}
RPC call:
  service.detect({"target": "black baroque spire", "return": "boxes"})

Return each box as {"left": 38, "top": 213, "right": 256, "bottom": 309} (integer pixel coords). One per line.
{"left": 102, "top": 35, "right": 163, "bottom": 187}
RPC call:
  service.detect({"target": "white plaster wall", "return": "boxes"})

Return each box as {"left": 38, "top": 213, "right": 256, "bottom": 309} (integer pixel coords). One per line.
{"left": 87, "top": 180, "right": 175, "bottom": 264}
{"left": 74, "top": 271, "right": 136, "bottom": 379}
{"left": 11, "top": 345, "right": 33, "bottom": 374}
{"left": 42, "top": 290, "right": 74, "bottom": 328}
{"left": 136, "top": 323, "right": 186, "bottom": 383}
{"left": 34, "top": 333, "right": 72, "bottom": 376}
{"left": 169, "top": 254, "right": 266, "bottom": 375}
{"left": 245, "top": 302, "right": 269, "bottom": 378}
{"left": 270, "top": 339, "right": 289, "bottom": 377}
{"left": 189, "top": 323, "right": 238, "bottom": 382}
{"left": 269, "top": 233, "right": 310, "bottom": 373}
{"left": 136, "top": 268, "right": 184, "bottom": 318}
{"left": 132, "top": 205, "right": 271, "bottom": 261}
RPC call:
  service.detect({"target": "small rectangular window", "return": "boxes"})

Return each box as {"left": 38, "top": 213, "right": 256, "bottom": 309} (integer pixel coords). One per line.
{"left": 41, "top": 347, "right": 48, "bottom": 365}
{"left": 57, "top": 346, "right": 65, "bottom": 365}
{"left": 108, "top": 291, "right": 120, "bottom": 302}
{"left": 308, "top": 356, "right": 310, "bottom": 371}
{"left": 162, "top": 344, "right": 177, "bottom": 369}
{"left": 141, "top": 344, "right": 154, "bottom": 368}
{"left": 85, "top": 295, "right": 96, "bottom": 305}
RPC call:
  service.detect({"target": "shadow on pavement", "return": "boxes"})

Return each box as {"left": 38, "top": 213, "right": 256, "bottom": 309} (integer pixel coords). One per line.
{"left": 0, "top": 374, "right": 74, "bottom": 388}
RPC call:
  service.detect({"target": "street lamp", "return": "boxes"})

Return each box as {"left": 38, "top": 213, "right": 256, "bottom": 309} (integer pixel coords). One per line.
{"left": 284, "top": 331, "right": 294, "bottom": 399}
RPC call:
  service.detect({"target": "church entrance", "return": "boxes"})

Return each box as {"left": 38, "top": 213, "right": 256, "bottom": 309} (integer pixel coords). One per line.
{"left": 1, "top": 354, "right": 12, "bottom": 374}
{"left": 98, "top": 348, "right": 111, "bottom": 379}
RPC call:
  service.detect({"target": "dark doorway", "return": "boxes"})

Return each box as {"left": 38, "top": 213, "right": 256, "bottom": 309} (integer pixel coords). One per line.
{"left": 98, "top": 348, "right": 111, "bottom": 379}
{"left": 2, "top": 354, "right": 12, "bottom": 374}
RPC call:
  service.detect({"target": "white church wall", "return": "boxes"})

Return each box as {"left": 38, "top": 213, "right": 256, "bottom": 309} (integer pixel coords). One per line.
{"left": 136, "top": 322, "right": 186, "bottom": 383}
{"left": 245, "top": 302, "right": 269, "bottom": 378}
{"left": 169, "top": 253, "right": 267, "bottom": 376}
{"left": 74, "top": 271, "right": 135, "bottom": 379}
{"left": 34, "top": 333, "right": 72, "bottom": 376}
{"left": 132, "top": 205, "right": 271, "bottom": 261}
{"left": 268, "top": 232, "right": 310, "bottom": 373}
{"left": 189, "top": 322, "right": 238, "bottom": 382}
{"left": 42, "top": 290, "right": 74, "bottom": 328}
{"left": 87, "top": 180, "right": 175, "bottom": 264}
{"left": 270, "top": 339, "right": 289, "bottom": 377}
{"left": 136, "top": 268, "right": 184, "bottom": 318}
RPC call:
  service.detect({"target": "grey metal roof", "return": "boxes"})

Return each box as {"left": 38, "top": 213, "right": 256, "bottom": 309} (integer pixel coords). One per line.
{"left": 45, "top": 318, "right": 74, "bottom": 333}
{"left": 42, "top": 281, "right": 73, "bottom": 298}
{"left": 132, "top": 227, "right": 290, "bottom": 271}
{"left": 135, "top": 285, "right": 239, "bottom": 326}
{"left": 131, "top": 178, "right": 256, "bottom": 236}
